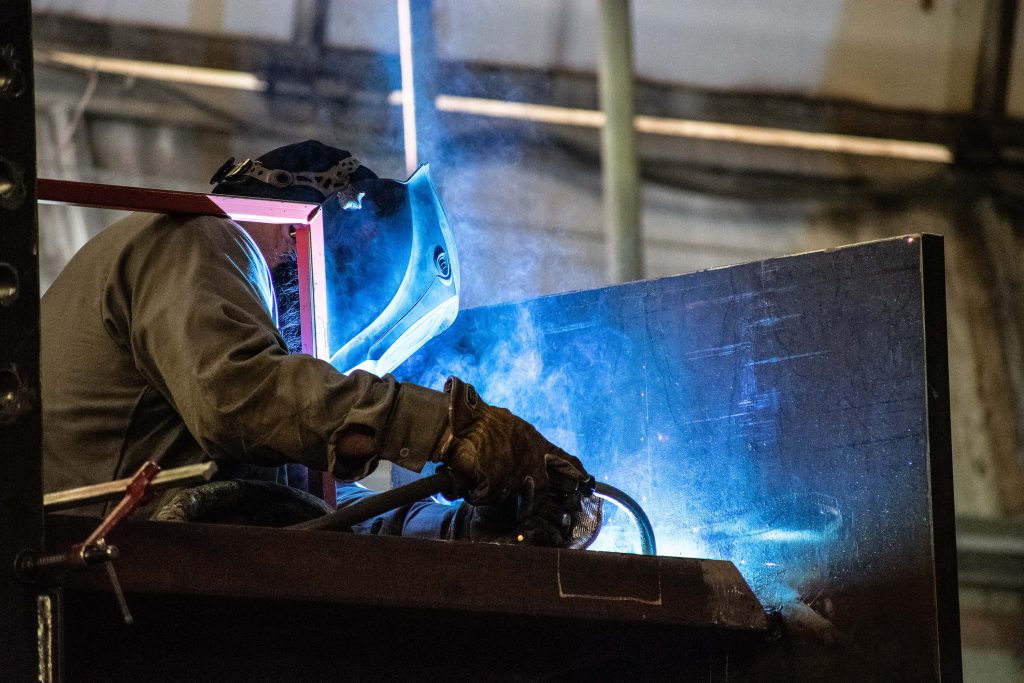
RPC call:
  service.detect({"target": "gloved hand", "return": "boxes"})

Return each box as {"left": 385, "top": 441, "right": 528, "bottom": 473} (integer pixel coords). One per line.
{"left": 452, "top": 495, "right": 582, "bottom": 546}
{"left": 438, "top": 376, "right": 593, "bottom": 522}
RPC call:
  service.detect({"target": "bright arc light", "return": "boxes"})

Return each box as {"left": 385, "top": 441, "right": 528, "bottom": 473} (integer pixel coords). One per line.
{"left": 40, "top": 50, "right": 267, "bottom": 92}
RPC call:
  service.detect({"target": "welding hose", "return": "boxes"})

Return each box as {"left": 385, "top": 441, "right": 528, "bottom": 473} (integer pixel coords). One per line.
{"left": 289, "top": 468, "right": 467, "bottom": 532}
{"left": 290, "top": 470, "right": 658, "bottom": 557}
{"left": 593, "top": 482, "right": 657, "bottom": 556}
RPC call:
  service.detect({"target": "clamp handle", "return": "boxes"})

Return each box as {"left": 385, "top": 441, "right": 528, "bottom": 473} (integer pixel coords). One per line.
{"left": 17, "top": 461, "right": 162, "bottom": 624}
{"left": 80, "top": 461, "right": 160, "bottom": 551}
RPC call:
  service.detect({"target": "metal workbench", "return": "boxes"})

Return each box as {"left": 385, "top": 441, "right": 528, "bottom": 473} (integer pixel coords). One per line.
{"left": 44, "top": 514, "right": 767, "bottom": 681}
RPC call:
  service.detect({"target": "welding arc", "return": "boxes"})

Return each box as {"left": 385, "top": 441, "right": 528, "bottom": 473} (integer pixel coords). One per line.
{"left": 593, "top": 482, "right": 657, "bottom": 556}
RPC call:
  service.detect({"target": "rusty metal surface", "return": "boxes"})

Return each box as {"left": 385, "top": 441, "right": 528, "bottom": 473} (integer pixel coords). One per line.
{"left": 397, "top": 234, "right": 960, "bottom": 680}
{"left": 45, "top": 513, "right": 766, "bottom": 632}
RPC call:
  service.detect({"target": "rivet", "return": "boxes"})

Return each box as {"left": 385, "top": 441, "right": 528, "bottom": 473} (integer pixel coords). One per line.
{"left": 0, "top": 364, "right": 34, "bottom": 425}
{"left": 0, "top": 262, "right": 18, "bottom": 306}
{"left": 0, "top": 44, "right": 25, "bottom": 100}
{"left": 0, "top": 156, "right": 25, "bottom": 211}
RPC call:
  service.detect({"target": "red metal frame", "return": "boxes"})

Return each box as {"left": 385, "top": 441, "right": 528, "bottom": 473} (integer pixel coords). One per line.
{"left": 38, "top": 179, "right": 327, "bottom": 356}
{"left": 38, "top": 179, "right": 337, "bottom": 503}
{"left": 37, "top": 179, "right": 321, "bottom": 224}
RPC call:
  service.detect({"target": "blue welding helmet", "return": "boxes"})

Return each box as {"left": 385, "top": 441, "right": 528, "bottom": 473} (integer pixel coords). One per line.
{"left": 324, "top": 165, "right": 460, "bottom": 376}
{"left": 211, "top": 140, "right": 459, "bottom": 375}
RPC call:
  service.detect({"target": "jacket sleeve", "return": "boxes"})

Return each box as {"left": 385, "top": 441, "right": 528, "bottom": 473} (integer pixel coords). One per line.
{"left": 103, "top": 214, "right": 448, "bottom": 480}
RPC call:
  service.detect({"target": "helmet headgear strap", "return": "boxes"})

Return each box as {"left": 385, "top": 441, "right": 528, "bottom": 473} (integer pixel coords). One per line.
{"left": 211, "top": 156, "right": 364, "bottom": 202}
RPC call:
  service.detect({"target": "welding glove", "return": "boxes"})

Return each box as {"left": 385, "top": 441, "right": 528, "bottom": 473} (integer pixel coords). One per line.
{"left": 452, "top": 495, "right": 580, "bottom": 546}
{"left": 438, "top": 376, "right": 593, "bottom": 522}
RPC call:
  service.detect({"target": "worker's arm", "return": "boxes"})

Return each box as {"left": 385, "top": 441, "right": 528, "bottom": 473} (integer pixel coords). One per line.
{"left": 104, "top": 214, "right": 592, "bottom": 527}
{"left": 103, "top": 215, "right": 447, "bottom": 480}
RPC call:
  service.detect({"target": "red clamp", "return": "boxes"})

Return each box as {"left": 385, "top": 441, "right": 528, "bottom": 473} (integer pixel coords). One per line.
{"left": 74, "top": 460, "right": 160, "bottom": 563}
{"left": 18, "top": 461, "right": 162, "bottom": 624}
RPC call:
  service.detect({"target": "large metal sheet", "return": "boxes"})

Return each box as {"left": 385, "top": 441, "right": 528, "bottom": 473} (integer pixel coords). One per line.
{"left": 397, "top": 234, "right": 960, "bottom": 680}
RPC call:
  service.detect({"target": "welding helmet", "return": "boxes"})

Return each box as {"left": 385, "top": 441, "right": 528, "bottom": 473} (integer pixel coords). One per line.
{"left": 211, "top": 140, "right": 460, "bottom": 375}
{"left": 323, "top": 165, "right": 460, "bottom": 375}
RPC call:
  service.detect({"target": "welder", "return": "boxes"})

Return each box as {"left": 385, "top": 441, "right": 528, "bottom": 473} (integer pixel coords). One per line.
{"left": 41, "top": 140, "right": 590, "bottom": 545}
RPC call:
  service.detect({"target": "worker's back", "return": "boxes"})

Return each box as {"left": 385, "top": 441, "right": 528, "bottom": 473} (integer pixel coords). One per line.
{"left": 41, "top": 213, "right": 277, "bottom": 504}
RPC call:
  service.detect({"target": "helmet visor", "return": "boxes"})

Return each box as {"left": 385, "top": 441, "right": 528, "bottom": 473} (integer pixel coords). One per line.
{"left": 317, "top": 165, "right": 460, "bottom": 375}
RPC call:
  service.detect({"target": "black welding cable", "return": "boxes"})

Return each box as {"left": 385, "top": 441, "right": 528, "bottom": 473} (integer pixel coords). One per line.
{"left": 289, "top": 470, "right": 658, "bottom": 557}
{"left": 593, "top": 482, "right": 658, "bottom": 556}
{"left": 288, "top": 469, "right": 462, "bottom": 532}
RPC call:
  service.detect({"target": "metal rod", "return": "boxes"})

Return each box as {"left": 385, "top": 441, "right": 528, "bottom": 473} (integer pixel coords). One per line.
{"left": 292, "top": 0, "right": 329, "bottom": 50}
{"left": 597, "top": 0, "right": 643, "bottom": 283}
{"left": 37, "top": 178, "right": 321, "bottom": 224}
{"left": 397, "top": 0, "right": 418, "bottom": 175}
{"left": 397, "top": 0, "right": 439, "bottom": 176}
{"left": 43, "top": 462, "right": 218, "bottom": 511}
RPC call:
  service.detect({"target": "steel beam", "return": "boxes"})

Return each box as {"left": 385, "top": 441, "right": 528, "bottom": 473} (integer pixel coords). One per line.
{"left": 0, "top": 1, "right": 43, "bottom": 679}
{"left": 397, "top": 0, "right": 439, "bottom": 175}
{"left": 292, "top": 0, "right": 329, "bottom": 51}
{"left": 973, "top": 0, "right": 1020, "bottom": 119}
{"left": 597, "top": 0, "right": 643, "bottom": 283}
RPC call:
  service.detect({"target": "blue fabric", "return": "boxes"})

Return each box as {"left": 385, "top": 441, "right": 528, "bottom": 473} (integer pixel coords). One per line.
{"left": 336, "top": 482, "right": 458, "bottom": 540}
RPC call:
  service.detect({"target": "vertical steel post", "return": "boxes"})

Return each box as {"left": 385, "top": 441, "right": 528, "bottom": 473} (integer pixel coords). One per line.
{"left": 597, "top": 0, "right": 643, "bottom": 283}
{"left": 397, "top": 0, "right": 439, "bottom": 176}
{"left": 973, "top": 0, "right": 1019, "bottom": 119}
{"left": 292, "top": 0, "right": 329, "bottom": 49}
{"left": 958, "top": 0, "right": 1019, "bottom": 165}
{"left": 0, "top": 0, "right": 44, "bottom": 680}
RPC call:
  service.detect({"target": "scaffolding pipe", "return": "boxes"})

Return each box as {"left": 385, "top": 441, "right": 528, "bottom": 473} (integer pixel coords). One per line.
{"left": 597, "top": 0, "right": 643, "bottom": 283}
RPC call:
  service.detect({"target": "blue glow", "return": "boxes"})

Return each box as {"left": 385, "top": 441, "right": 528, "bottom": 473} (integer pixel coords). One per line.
{"left": 325, "top": 166, "right": 460, "bottom": 377}
{"left": 396, "top": 273, "right": 897, "bottom": 611}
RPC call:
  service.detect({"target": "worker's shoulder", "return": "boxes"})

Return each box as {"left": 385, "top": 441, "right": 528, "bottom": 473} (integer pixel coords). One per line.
{"left": 57, "top": 213, "right": 261, "bottom": 287}
{"left": 135, "top": 212, "right": 245, "bottom": 245}
{"left": 87, "top": 211, "right": 236, "bottom": 245}
{"left": 109, "top": 212, "right": 254, "bottom": 260}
